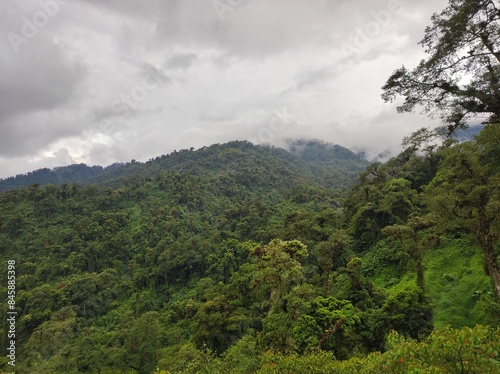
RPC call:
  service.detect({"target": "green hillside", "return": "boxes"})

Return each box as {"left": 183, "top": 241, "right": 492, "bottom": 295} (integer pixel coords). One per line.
{"left": 0, "top": 127, "right": 499, "bottom": 373}
{"left": 0, "top": 140, "right": 368, "bottom": 192}
{"left": 0, "top": 164, "right": 111, "bottom": 192}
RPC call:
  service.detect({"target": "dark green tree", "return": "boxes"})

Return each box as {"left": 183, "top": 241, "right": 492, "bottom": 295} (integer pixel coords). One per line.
{"left": 382, "top": 214, "right": 438, "bottom": 291}
{"left": 383, "top": 285, "right": 434, "bottom": 340}
{"left": 382, "top": 0, "right": 500, "bottom": 133}
{"left": 425, "top": 125, "right": 500, "bottom": 299}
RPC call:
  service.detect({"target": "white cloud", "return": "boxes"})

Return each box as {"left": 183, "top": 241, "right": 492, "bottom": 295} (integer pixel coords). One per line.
{"left": 0, "top": 0, "right": 449, "bottom": 178}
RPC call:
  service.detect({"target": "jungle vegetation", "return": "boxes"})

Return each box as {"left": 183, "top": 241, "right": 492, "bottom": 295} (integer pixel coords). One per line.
{"left": 2, "top": 0, "right": 500, "bottom": 372}
{"left": 0, "top": 130, "right": 499, "bottom": 373}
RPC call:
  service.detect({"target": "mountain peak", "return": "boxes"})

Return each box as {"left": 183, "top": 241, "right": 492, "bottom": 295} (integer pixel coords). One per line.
{"left": 0, "top": 140, "right": 368, "bottom": 192}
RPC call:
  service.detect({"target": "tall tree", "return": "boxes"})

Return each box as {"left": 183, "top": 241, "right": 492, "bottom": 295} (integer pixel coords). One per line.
{"left": 382, "top": 214, "right": 438, "bottom": 291}
{"left": 254, "top": 239, "right": 310, "bottom": 353}
{"left": 382, "top": 0, "right": 500, "bottom": 133}
{"left": 425, "top": 125, "right": 500, "bottom": 299}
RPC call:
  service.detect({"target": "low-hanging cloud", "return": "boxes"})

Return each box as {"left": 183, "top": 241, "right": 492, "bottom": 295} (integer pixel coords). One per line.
{"left": 0, "top": 0, "right": 449, "bottom": 179}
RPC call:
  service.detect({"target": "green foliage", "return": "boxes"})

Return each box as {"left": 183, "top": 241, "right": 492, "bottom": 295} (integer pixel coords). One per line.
{"left": 258, "top": 325, "right": 500, "bottom": 374}
{"left": 383, "top": 284, "right": 434, "bottom": 340}
{"left": 293, "top": 315, "right": 322, "bottom": 353}
{"left": 309, "top": 297, "right": 361, "bottom": 358}
{"left": 425, "top": 239, "right": 495, "bottom": 327}
{"left": 424, "top": 125, "right": 500, "bottom": 299}
{"left": 379, "top": 325, "right": 500, "bottom": 374}
{"left": 0, "top": 140, "right": 368, "bottom": 192}
{"left": 0, "top": 131, "right": 499, "bottom": 373}
{"left": 0, "top": 165, "right": 107, "bottom": 192}
{"left": 382, "top": 0, "right": 500, "bottom": 133}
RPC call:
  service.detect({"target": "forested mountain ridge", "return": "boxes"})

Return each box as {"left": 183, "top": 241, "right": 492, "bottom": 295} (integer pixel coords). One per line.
{"left": 0, "top": 125, "right": 499, "bottom": 373}
{"left": 0, "top": 164, "right": 116, "bottom": 192}
{"left": 2, "top": 0, "right": 500, "bottom": 372}
{"left": 0, "top": 140, "right": 369, "bottom": 192}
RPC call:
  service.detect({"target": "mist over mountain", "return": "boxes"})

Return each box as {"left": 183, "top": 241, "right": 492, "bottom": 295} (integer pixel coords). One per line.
{"left": 0, "top": 125, "right": 499, "bottom": 373}
{"left": 0, "top": 140, "right": 369, "bottom": 192}
{"left": 2, "top": 0, "right": 500, "bottom": 370}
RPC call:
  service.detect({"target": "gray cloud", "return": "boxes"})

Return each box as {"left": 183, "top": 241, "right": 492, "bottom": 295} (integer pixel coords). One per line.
{"left": 165, "top": 53, "right": 198, "bottom": 70}
{"left": 0, "top": 1, "right": 84, "bottom": 157}
{"left": 0, "top": 0, "right": 450, "bottom": 178}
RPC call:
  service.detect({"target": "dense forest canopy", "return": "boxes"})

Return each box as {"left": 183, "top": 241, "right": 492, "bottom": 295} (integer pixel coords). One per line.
{"left": 0, "top": 140, "right": 367, "bottom": 192}
{"left": 0, "top": 127, "right": 499, "bottom": 373}
{"left": 1, "top": 0, "right": 500, "bottom": 373}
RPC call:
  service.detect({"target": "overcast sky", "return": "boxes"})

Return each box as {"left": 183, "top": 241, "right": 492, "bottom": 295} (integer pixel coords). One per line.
{"left": 0, "top": 0, "right": 449, "bottom": 179}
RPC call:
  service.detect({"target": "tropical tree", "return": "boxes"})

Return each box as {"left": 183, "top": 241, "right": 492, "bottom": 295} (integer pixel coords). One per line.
{"left": 382, "top": 214, "right": 438, "bottom": 291}
{"left": 254, "top": 239, "right": 309, "bottom": 313}
{"left": 254, "top": 239, "right": 310, "bottom": 353}
{"left": 425, "top": 125, "right": 500, "bottom": 299}
{"left": 382, "top": 0, "right": 500, "bottom": 133}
